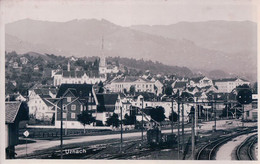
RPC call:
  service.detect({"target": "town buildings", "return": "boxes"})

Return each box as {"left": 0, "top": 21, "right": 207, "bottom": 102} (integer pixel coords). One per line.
{"left": 54, "top": 84, "right": 98, "bottom": 129}
{"left": 108, "top": 76, "right": 156, "bottom": 94}
{"left": 27, "top": 87, "right": 57, "bottom": 121}
{"left": 188, "top": 76, "right": 213, "bottom": 88}
{"left": 53, "top": 61, "right": 107, "bottom": 86}
{"left": 96, "top": 93, "right": 119, "bottom": 125}
{"left": 214, "top": 78, "right": 250, "bottom": 93}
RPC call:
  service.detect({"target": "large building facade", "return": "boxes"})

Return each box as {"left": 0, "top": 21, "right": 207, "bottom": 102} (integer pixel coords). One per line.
{"left": 214, "top": 78, "right": 250, "bottom": 93}
{"left": 108, "top": 76, "right": 156, "bottom": 94}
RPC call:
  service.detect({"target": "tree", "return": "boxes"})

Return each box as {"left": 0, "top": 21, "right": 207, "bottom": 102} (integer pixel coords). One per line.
{"left": 150, "top": 106, "right": 166, "bottom": 123}
{"left": 123, "top": 113, "right": 136, "bottom": 125}
{"left": 106, "top": 113, "right": 119, "bottom": 127}
{"left": 98, "top": 81, "right": 104, "bottom": 93}
{"left": 77, "top": 110, "right": 96, "bottom": 133}
{"left": 169, "top": 111, "right": 178, "bottom": 122}
{"left": 235, "top": 84, "right": 250, "bottom": 93}
{"left": 165, "top": 85, "right": 173, "bottom": 96}
{"left": 130, "top": 85, "right": 135, "bottom": 95}
{"left": 123, "top": 88, "right": 128, "bottom": 94}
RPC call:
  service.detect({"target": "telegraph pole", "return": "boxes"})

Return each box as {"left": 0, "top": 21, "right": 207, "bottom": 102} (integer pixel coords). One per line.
{"left": 171, "top": 96, "right": 174, "bottom": 134}
{"left": 214, "top": 98, "right": 217, "bottom": 131}
{"left": 181, "top": 101, "right": 184, "bottom": 154}
{"left": 177, "top": 97, "right": 180, "bottom": 160}
{"left": 141, "top": 98, "right": 144, "bottom": 142}
{"left": 191, "top": 106, "right": 195, "bottom": 160}
{"left": 65, "top": 104, "right": 68, "bottom": 136}
{"left": 242, "top": 104, "right": 244, "bottom": 127}
{"left": 60, "top": 98, "right": 63, "bottom": 159}
{"left": 195, "top": 98, "right": 197, "bottom": 136}
{"left": 120, "top": 106, "right": 123, "bottom": 153}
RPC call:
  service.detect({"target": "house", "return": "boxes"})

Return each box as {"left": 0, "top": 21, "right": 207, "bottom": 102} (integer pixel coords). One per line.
{"left": 106, "top": 64, "right": 119, "bottom": 74}
{"left": 188, "top": 76, "right": 213, "bottom": 88}
{"left": 214, "top": 77, "right": 250, "bottom": 93}
{"left": 194, "top": 92, "right": 208, "bottom": 102}
{"left": 28, "top": 91, "right": 56, "bottom": 121}
{"left": 28, "top": 87, "right": 58, "bottom": 120}
{"left": 33, "top": 65, "right": 39, "bottom": 71}
{"left": 244, "top": 94, "right": 258, "bottom": 121}
{"left": 54, "top": 84, "right": 98, "bottom": 128}
{"left": 20, "top": 57, "right": 29, "bottom": 65}
{"left": 172, "top": 81, "right": 188, "bottom": 93}
{"left": 96, "top": 93, "right": 119, "bottom": 125}
{"left": 69, "top": 56, "right": 78, "bottom": 62}
{"left": 154, "top": 80, "right": 164, "bottom": 96}
{"left": 184, "top": 86, "right": 201, "bottom": 95}
{"left": 5, "top": 101, "right": 29, "bottom": 159}
{"left": 109, "top": 76, "right": 156, "bottom": 94}
{"left": 5, "top": 93, "right": 26, "bottom": 102}
{"left": 53, "top": 62, "right": 106, "bottom": 86}
{"left": 115, "top": 96, "right": 132, "bottom": 120}
{"left": 132, "top": 95, "right": 190, "bottom": 122}
{"left": 12, "top": 62, "right": 19, "bottom": 69}
{"left": 200, "top": 85, "right": 218, "bottom": 93}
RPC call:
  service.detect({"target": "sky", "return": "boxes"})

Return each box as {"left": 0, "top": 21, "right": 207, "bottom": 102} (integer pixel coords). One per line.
{"left": 2, "top": 0, "right": 258, "bottom": 26}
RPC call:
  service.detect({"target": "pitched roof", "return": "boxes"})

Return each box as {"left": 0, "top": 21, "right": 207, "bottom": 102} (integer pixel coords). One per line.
{"left": 190, "top": 77, "right": 205, "bottom": 83}
{"left": 173, "top": 81, "right": 187, "bottom": 88}
{"left": 5, "top": 101, "right": 28, "bottom": 123}
{"left": 96, "top": 93, "right": 119, "bottom": 112}
{"left": 33, "top": 88, "right": 57, "bottom": 96}
{"left": 5, "top": 102, "right": 22, "bottom": 123}
{"left": 113, "top": 76, "right": 151, "bottom": 83}
{"left": 96, "top": 93, "right": 119, "bottom": 106}
{"left": 39, "top": 95, "right": 55, "bottom": 107}
{"left": 134, "top": 92, "right": 158, "bottom": 101}
{"left": 194, "top": 92, "right": 203, "bottom": 97}
{"left": 213, "top": 78, "right": 249, "bottom": 83}
{"left": 61, "top": 70, "right": 102, "bottom": 78}
{"left": 56, "top": 84, "right": 93, "bottom": 98}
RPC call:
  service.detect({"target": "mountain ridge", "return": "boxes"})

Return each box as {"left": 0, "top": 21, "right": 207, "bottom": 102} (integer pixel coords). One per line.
{"left": 5, "top": 19, "right": 257, "bottom": 81}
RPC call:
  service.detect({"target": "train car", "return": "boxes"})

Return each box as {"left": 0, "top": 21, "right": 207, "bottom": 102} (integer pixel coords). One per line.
{"left": 147, "top": 128, "right": 177, "bottom": 147}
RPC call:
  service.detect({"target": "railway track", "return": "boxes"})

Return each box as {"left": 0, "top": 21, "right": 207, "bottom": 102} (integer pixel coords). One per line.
{"left": 196, "top": 128, "right": 257, "bottom": 160}
{"left": 236, "top": 134, "right": 257, "bottom": 160}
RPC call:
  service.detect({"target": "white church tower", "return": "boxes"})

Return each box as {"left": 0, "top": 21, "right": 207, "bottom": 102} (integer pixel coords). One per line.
{"left": 99, "top": 36, "right": 107, "bottom": 74}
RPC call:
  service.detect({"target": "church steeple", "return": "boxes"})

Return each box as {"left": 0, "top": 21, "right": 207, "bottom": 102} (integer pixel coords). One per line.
{"left": 100, "top": 36, "right": 106, "bottom": 67}
{"left": 67, "top": 61, "right": 70, "bottom": 71}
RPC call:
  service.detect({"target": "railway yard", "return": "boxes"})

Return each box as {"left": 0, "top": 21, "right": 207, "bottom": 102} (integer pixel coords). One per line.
{"left": 15, "top": 120, "right": 258, "bottom": 160}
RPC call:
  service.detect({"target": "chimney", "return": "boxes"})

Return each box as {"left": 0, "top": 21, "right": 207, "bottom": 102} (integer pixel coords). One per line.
{"left": 68, "top": 61, "right": 70, "bottom": 71}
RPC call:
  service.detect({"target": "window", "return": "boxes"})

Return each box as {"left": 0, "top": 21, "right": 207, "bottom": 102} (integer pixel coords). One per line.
{"left": 71, "top": 113, "right": 75, "bottom": 119}
{"left": 71, "top": 105, "right": 76, "bottom": 110}
{"left": 63, "top": 105, "right": 67, "bottom": 111}
{"left": 67, "top": 97, "right": 71, "bottom": 102}
{"left": 42, "top": 107, "right": 45, "bottom": 110}
{"left": 63, "top": 113, "right": 67, "bottom": 119}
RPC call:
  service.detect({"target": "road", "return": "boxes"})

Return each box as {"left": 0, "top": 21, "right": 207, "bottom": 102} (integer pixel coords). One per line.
{"left": 15, "top": 120, "right": 257, "bottom": 157}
